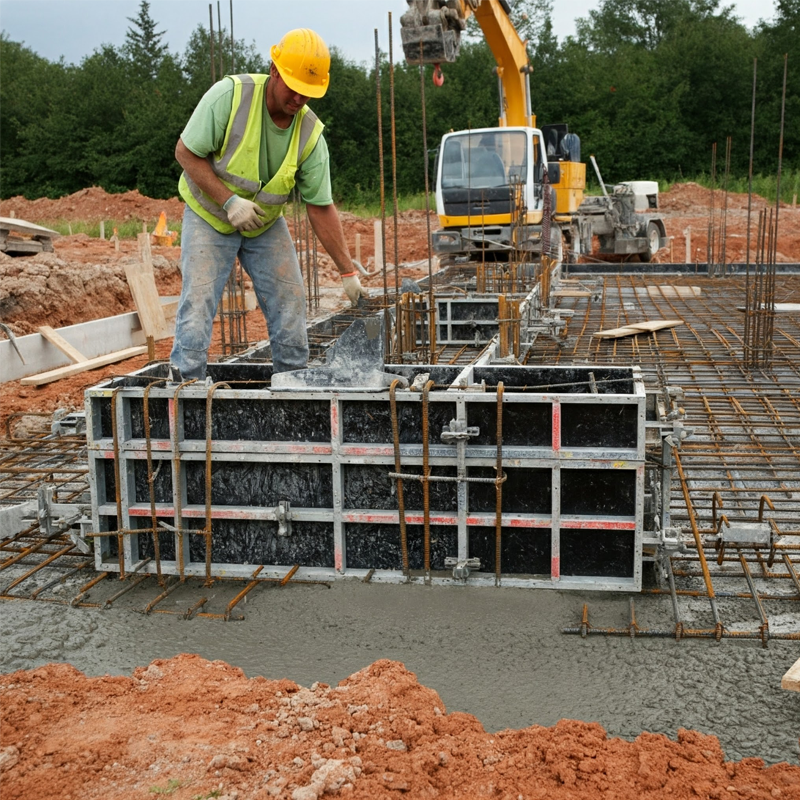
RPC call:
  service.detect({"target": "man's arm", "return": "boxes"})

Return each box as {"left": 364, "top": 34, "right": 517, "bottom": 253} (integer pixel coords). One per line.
{"left": 175, "top": 139, "right": 233, "bottom": 206}
{"left": 306, "top": 202, "right": 365, "bottom": 305}
{"left": 305, "top": 203, "right": 356, "bottom": 274}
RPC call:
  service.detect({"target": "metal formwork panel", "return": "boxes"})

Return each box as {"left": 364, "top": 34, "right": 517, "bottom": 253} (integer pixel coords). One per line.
{"left": 85, "top": 361, "right": 646, "bottom": 590}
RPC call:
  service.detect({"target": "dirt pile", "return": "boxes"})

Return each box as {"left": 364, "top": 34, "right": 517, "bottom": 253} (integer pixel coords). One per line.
{"left": 657, "top": 183, "right": 800, "bottom": 262}
{"left": 1, "top": 655, "right": 798, "bottom": 800}
{"left": 0, "top": 187, "right": 185, "bottom": 224}
{"left": 0, "top": 245, "right": 181, "bottom": 334}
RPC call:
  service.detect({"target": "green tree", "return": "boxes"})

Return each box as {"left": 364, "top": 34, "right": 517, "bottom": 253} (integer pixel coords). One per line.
{"left": 124, "top": 0, "right": 168, "bottom": 80}
{"left": 181, "top": 24, "right": 268, "bottom": 94}
{"left": 576, "top": 0, "right": 724, "bottom": 51}
{"left": 0, "top": 35, "right": 67, "bottom": 196}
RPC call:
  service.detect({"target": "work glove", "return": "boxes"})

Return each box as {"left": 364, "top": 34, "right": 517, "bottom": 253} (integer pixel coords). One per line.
{"left": 223, "top": 195, "right": 266, "bottom": 232}
{"left": 340, "top": 272, "right": 366, "bottom": 307}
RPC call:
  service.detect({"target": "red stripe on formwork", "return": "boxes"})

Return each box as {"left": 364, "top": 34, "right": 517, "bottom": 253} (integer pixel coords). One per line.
{"left": 335, "top": 549, "right": 343, "bottom": 571}
{"left": 168, "top": 399, "right": 176, "bottom": 439}
{"left": 330, "top": 402, "right": 339, "bottom": 439}
{"left": 561, "top": 520, "right": 637, "bottom": 530}
{"left": 273, "top": 444, "right": 332, "bottom": 455}
{"left": 126, "top": 507, "right": 556, "bottom": 529}
{"left": 341, "top": 446, "right": 395, "bottom": 457}
{"left": 552, "top": 402, "right": 561, "bottom": 451}
{"left": 464, "top": 516, "right": 551, "bottom": 528}
{"left": 551, "top": 556, "right": 560, "bottom": 579}
{"left": 342, "top": 512, "right": 459, "bottom": 526}
{"left": 130, "top": 507, "right": 174, "bottom": 517}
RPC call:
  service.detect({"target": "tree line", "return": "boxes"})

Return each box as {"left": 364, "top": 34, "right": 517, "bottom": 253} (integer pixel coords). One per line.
{"left": 0, "top": 0, "right": 797, "bottom": 204}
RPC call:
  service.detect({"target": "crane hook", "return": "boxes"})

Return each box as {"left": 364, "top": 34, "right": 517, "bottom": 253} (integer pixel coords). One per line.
{"left": 433, "top": 64, "right": 444, "bottom": 87}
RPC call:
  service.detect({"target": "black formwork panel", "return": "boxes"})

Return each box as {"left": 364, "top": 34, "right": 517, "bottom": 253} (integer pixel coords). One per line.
{"left": 86, "top": 361, "right": 645, "bottom": 590}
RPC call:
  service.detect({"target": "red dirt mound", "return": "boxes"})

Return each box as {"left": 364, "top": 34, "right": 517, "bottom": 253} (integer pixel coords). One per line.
{"left": 0, "top": 187, "right": 185, "bottom": 224}
{"left": 1, "top": 655, "right": 798, "bottom": 800}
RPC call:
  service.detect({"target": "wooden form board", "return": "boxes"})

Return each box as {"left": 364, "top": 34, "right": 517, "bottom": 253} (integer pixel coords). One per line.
{"left": 20, "top": 346, "right": 147, "bottom": 387}
{"left": 781, "top": 656, "right": 800, "bottom": 692}
{"left": 646, "top": 285, "right": 702, "bottom": 298}
{"left": 594, "top": 319, "right": 684, "bottom": 340}
{"left": 552, "top": 290, "right": 593, "bottom": 298}
{"left": 124, "top": 257, "right": 169, "bottom": 340}
{"left": 37, "top": 325, "right": 87, "bottom": 363}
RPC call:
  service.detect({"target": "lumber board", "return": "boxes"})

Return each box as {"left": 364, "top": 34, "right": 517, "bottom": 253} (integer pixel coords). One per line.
{"left": 0, "top": 217, "right": 60, "bottom": 238}
{"left": 124, "top": 259, "right": 169, "bottom": 340}
{"left": 781, "top": 656, "right": 800, "bottom": 692}
{"left": 37, "top": 325, "right": 88, "bottom": 363}
{"left": 20, "top": 346, "right": 148, "bottom": 387}
{"left": 646, "top": 285, "right": 702, "bottom": 298}
{"left": 594, "top": 319, "right": 684, "bottom": 340}
{"left": 552, "top": 290, "right": 593, "bottom": 298}
{"left": 137, "top": 232, "right": 155, "bottom": 277}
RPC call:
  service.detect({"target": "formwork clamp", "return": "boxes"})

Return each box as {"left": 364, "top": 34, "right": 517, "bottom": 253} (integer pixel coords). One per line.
{"left": 440, "top": 418, "right": 480, "bottom": 443}
{"left": 445, "top": 557, "right": 481, "bottom": 582}
{"left": 275, "top": 500, "right": 292, "bottom": 537}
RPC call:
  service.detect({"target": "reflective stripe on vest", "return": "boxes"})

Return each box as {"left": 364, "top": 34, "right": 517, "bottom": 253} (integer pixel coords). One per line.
{"left": 180, "top": 73, "right": 324, "bottom": 236}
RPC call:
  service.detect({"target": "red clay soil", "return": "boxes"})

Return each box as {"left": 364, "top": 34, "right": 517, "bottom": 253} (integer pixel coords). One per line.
{"left": 653, "top": 182, "right": 800, "bottom": 263}
{"left": 1, "top": 655, "right": 798, "bottom": 800}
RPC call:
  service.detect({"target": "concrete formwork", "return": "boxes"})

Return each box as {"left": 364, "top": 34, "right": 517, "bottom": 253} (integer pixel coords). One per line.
{"left": 85, "top": 358, "right": 646, "bottom": 590}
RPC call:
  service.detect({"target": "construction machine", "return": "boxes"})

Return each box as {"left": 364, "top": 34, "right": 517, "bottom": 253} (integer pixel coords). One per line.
{"left": 400, "top": 0, "right": 667, "bottom": 263}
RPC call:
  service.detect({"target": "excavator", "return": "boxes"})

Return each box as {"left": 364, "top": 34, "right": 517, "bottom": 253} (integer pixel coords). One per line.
{"left": 399, "top": 0, "right": 667, "bottom": 263}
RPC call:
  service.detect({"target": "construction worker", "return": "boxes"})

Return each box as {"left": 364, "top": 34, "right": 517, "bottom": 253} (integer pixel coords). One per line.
{"left": 170, "top": 28, "right": 365, "bottom": 381}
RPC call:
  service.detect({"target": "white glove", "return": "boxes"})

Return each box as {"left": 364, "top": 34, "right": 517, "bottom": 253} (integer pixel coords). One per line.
{"left": 341, "top": 272, "right": 366, "bottom": 307}
{"left": 223, "top": 195, "right": 266, "bottom": 232}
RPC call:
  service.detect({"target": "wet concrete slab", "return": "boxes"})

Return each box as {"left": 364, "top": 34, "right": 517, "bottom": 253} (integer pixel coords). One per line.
{"left": 2, "top": 581, "right": 798, "bottom": 765}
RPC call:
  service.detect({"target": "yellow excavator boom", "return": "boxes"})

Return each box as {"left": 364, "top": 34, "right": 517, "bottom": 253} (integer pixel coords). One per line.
{"left": 400, "top": 0, "right": 534, "bottom": 127}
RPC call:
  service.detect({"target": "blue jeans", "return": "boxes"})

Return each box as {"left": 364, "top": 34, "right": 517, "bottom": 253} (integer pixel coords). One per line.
{"left": 170, "top": 206, "right": 309, "bottom": 379}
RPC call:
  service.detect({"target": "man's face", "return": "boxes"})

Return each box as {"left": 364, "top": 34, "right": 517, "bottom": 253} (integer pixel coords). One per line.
{"left": 270, "top": 64, "right": 309, "bottom": 116}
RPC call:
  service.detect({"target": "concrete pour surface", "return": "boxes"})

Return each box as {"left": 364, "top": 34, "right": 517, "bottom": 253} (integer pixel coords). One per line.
{"left": 2, "top": 581, "right": 798, "bottom": 766}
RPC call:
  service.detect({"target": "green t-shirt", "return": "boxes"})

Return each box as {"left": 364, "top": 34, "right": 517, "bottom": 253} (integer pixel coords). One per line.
{"left": 180, "top": 76, "right": 332, "bottom": 206}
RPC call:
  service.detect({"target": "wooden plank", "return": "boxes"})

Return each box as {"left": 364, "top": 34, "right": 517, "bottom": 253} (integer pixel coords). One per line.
{"left": 124, "top": 258, "right": 169, "bottom": 340}
{"left": 137, "top": 232, "right": 155, "bottom": 277}
{"left": 552, "top": 290, "right": 593, "bottom": 298}
{"left": 20, "top": 346, "right": 148, "bottom": 387}
{"left": 781, "top": 656, "right": 800, "bottom": 692}
{"left": 38, "top": 325, "right": 88, "bottom": 363}
{"left": 162, "top": 300, "right": 179, "bottom": 323}
{"left": 594, "top": 319, "right": 684, "bottom": 340}
{"left": 0, "top": 217, "right": 60, "bottom": 238}
{"left": 647, "top": 285, "right": 702, "bottom": 298}
{"left": 628, "top": 319, "right": 684, "bottom": 333}
{"left": 593, "top": 326, "right": 643, "bottom": 339}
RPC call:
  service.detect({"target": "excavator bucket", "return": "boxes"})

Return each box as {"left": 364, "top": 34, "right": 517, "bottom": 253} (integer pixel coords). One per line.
{"left": 400, "top": 0, "right": 466, "bottom": 64}
{"left": 401, "top": 23, "right": 461, "bottom": 64}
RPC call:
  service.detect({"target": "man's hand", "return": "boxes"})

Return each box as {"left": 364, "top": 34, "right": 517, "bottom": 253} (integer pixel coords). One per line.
{"left": 223, "top": 195, "right": 266, "bottom": 232}
{"left": 340, "top": 272, "right": 366, "bottom": 307}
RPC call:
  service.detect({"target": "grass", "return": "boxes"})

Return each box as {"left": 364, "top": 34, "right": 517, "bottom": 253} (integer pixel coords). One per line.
{"left": 40, "top": 219, "right": 183, "bottom": 242}
{"left": 149, "top": 779, "right": 182, "bottom": 795}
{"left": 684, "top": 169, "right": 800, "bottom": 204}
{"left": 289, "top": 192, "right": 430, "bottom": 219}
{"left": 585, "top": 171, "right": 800, "bottom": 204}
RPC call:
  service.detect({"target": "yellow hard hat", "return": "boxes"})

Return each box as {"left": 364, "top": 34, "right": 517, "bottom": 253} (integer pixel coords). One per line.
{"left": 270, "top": 29, "right": 330, "bottom": 99}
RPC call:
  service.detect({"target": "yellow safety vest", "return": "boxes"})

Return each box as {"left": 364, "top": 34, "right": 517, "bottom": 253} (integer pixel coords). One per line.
{"left": 179, "top": 73, "right": 324, "bottom": 237}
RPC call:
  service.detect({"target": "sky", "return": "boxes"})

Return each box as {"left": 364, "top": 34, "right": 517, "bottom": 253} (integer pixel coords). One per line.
{"left": 0, "top": 0, "right": 777, "bottom": 67}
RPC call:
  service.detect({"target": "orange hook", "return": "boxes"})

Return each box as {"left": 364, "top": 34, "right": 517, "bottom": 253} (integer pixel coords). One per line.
{"left": 433, "top": 64, "right": 444, "bottom": 87}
